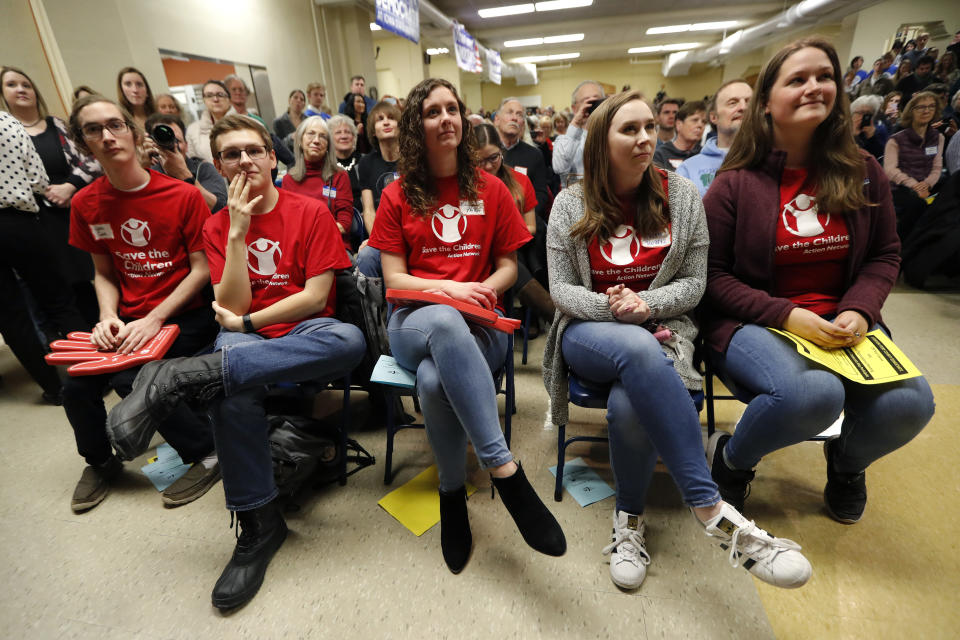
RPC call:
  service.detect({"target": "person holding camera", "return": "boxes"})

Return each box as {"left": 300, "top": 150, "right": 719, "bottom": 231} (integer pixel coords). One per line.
{"left": 143, "top": 113, "right": 227, "bottom": 212}
{"left": 553, "top": 81, "right": 605, "bottom": 184}
{"left": 850, "top": 95, "right": 887, "bottom": 161}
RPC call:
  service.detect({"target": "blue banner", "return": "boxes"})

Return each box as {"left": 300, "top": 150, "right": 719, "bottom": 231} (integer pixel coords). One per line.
{"left": 376, "top": 0, "right": 420, "bottom": 44}
{"left": 453, "top": 21, "right": 482, "bottom": 73}
{"left": 485, "top": 49, "right": 501, "bottom": 84}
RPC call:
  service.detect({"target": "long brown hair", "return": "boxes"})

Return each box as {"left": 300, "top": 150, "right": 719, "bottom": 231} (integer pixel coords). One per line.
{"left": 0, "top": 66, "right": 49, "bottom": 119}
{"left": 720, "top": 37, "right": 867, "bottom": 214}
{"left": 116, "top": 67, "right": 156, "bottom": 116}
{"left": 471, "top": 122, "right": 526, "bottom": 210}
{"left": 397, "top": 78, "right": 478, "bottom": 216}
{"left": 570, "top": 90, "right": 667, "bottom": 243}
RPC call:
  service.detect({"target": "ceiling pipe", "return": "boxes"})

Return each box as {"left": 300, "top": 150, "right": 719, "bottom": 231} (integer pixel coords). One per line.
{"left": 662, "top": 0, "right": 883, "bottom": 76}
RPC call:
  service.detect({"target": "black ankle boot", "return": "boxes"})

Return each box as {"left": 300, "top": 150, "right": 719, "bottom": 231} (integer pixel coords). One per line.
{"left": 492, "top": 463, "right": 566, "bottom": 556}
{"left": 212, "top": 502, "right": 288, "bottom": 611}
{"left": 439, "top": 486, "right": 472, "bottom": 574}
{"left": 107, "top": 353, "right": 224, "bottom": 460}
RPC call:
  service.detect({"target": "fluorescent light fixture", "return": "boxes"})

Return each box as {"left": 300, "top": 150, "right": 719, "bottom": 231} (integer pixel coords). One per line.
{"left": 426, "top": 48, "right": 449, "bottom": 55}
{"left": 535, "top": 0, "right": 593, "bottom": 10}
{"left": 504, "top": 33, "right": 583, "bottom": 47}
{"left": 510, "top": 52, "right": 580, "bottom": 64}
{"left": 647, "top": 21, "right": 737, "bottom": 35}
{"left": 647, "top": 25, "right": 691, "bottom": 35}
{"left": 627, "top": 43, "right": 700, "bottom": 54}
{"left": 369, "top": 22, "right": 382, "bottom": 30}
{"left": 544, "top": 33, "right": 584, "bottom": 43}
{"left": 689, "top": 20, "right": 738, "bottom": 31}
{"left": 478, "top": 3, "right": 535, "bottom": 18}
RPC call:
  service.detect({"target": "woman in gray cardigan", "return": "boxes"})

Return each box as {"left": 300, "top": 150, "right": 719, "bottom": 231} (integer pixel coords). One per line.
{"left": 543, "top": 91, "right": 811, "bottom": 592}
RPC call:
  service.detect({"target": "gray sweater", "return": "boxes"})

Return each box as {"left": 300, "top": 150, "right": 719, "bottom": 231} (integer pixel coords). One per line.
{"left": 542, "top": 173, "right": 708, "bottom": 426}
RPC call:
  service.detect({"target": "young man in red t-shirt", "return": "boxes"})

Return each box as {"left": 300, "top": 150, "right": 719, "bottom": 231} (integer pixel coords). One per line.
{"left": 107, "top": 115, "right": 365, "bottom": 610}
{"left": 63, "top": 96, "right": 219, "bottom": 513}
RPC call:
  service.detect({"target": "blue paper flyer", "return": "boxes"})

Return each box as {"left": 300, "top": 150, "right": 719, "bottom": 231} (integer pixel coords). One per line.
{"left": 549, "top": 457, "right": 615, "bottom": 507}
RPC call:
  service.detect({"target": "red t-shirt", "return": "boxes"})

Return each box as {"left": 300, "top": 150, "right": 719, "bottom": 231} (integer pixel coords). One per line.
{"left": 281, "top": 168, "right": 353, "bottom": 250}
{"left": 587, "top": 168, "right": 672, "bottom": 293}
{"left": 510, "top": 167, "right": 537, "bottom": 213}
{"left": 773, "top": 168, "right": 850, "bottom": 315}
{"left": 203, "top": 190, "right": 352, "bottom": 338}
{"left": 69, "top": 170, "right": 208, "bottom": 319}
{"left": 367, "top": 170, "right": 532, "bottom": 292}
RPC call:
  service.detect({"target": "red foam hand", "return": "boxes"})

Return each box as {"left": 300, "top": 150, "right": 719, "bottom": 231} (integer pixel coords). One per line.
{"left": 386, "top": 289, "right": 522, "bottom": 334}
{"left": 45, "top": 324, "right": 181, "bottom": 376}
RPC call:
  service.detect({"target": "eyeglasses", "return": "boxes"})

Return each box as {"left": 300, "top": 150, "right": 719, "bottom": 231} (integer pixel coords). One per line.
{"left": 80, "top": 119, "right": 129, "bottom": 140}
{"left": 203, "top": 92, "right": 229, "bottom": 100}
{"left": 480, "top": 152, "right": 502, "bottom": 165}
{"left": 217, "top": 145, "right": 268, "bottom": 163}
{"left": 303, "top": 131, "right": 329, "bottom": 141}
{"left": 914, "top": 105, "right": 937, "bottom": 112}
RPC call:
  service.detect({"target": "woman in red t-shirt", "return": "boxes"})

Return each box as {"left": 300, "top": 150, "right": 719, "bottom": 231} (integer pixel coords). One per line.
{"left": 703, "top": 38, "right": 934, "bottom": 525}
{"left": 367, "top": 78, "right": 565, "bottom": 574}
{"left": 472, "top": 122, "right": 554, "bottom": 323}
{"left": 281, "top": 116, "right": 353, "bottom": 250}
{"left": 544, "top": 90, "right": 810, "bottom": 592}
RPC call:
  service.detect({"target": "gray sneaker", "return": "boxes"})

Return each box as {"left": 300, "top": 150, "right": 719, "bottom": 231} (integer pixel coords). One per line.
{"left": 71, "top": 457, "right": 123, "bottom": 513}
{"left": 162, "top": 461, "right": 221, "bottom": 506}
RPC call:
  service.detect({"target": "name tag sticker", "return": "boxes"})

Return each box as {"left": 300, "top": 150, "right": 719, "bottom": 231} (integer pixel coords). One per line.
{"left": 460, "top": 200, "right": 485, "bottom": 216}
{"left": 322, "top": 186, "right": 337, "bottom": 198}
{"left": 925, "top": 146, "right": 938, "bottom": 156}
{"left": 514, "top": 166, "right": 528, "bottom": 176}
{"left": 89, "top": 223, "right": 114, "bottom": 240}
{"left": 393, "top": 172, "right": 400, "bottom": 181}
{"left": 641, "top": 228, "right": 672, "bottom": 248}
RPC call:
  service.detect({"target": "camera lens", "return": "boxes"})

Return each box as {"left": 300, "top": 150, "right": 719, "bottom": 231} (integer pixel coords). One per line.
{"left": 151, "top": 124, "right": 177, "bottom": 151}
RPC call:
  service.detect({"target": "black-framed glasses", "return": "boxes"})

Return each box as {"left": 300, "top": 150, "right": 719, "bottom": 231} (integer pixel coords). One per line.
{"left": 218, "top": 145, "right": 268, "bottom": 163}
{"left": 480, "top": 152, "right": 502, "bottom": 165}
{"left": 80, "top": 119, "right": 129, "bottom": 140}
{"left": 203, "top": 92, "right": 229, "bottom": 100}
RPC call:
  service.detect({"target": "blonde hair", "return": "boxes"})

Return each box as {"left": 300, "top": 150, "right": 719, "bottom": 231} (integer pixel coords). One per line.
{"left": 289, "top": 115, "right": 338, "bottom": 182}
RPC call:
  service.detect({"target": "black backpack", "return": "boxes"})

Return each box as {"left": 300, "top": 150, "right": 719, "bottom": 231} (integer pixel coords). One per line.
{"left": 267, "top": 414, "right": 375, "bottom": 510}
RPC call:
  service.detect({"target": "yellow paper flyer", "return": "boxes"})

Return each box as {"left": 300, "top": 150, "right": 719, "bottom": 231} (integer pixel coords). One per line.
{"left": 378, "top": 465, "right": 477, "bottom": 536}
{"left": 767, "top": 328, "right": 922, "bottom": 385}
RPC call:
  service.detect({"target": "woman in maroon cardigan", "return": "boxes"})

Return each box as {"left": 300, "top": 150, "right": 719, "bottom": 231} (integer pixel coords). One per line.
{"left": 703, "top": 37, "right": 935, "bottom": 525}
{"left": 281, "top": 115, "right": 354, "bottom": 251}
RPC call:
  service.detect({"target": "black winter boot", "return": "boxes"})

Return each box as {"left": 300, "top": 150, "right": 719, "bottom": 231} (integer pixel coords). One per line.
{"left": 212, "top": 502, "right": 288, "bottom": 611}
{"left": 106, "top": 353, "right": 224, "bottom": 460}
{"left": 439, "top": 486, "right": 472, "bottom": 574}
{"left": 492, "top": 463, "right": 566, "bottom": 556}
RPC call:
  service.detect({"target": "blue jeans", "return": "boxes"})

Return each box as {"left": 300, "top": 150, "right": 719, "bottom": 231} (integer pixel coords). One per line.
{"left": 561, "top": 320, "right": 721, "bottom": 513}
{"left": 388, "top": 304, "right": 512, "bottom": 492}
{"left": 714, "top": 324, "right": 935, "bottom": 473}
{"left": 210, "top": 316, "right": 365, "bottom": 510}
{"left": 356, "top": 245, "right": 382, "bottom": 279}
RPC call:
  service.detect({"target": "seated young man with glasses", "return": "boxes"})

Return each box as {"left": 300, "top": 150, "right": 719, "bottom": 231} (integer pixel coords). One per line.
{"left": 64, "top": 96, "right": 220, "bottom": 513}
{"left": 107, "top": 114, "right": 366, "bottom": 610}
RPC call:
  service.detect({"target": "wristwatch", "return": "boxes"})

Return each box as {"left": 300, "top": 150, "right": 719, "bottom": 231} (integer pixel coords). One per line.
{"left": 242, "top": 314, "right": 255, "bottom": 333}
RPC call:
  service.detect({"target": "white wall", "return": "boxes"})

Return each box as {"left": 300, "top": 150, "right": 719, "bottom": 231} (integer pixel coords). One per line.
{"left": 848, "top": 0, "right": 960, "bottom": 64}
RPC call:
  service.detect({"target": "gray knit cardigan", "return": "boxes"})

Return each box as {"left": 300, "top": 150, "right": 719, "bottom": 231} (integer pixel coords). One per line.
{"left": 542, "top": 173, "right": 708, "bottom": 427}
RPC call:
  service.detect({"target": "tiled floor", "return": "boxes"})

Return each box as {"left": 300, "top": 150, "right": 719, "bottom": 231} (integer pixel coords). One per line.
{"left": 0, "top": 284, "right": 957, "bottom": 639}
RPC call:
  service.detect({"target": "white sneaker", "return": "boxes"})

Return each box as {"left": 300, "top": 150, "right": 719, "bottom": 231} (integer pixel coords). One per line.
{"left": 601, "top": 510, "right": 651, "bottom": 589}
{"left": 701, "top": 502, "right": 812, "bottom": 589}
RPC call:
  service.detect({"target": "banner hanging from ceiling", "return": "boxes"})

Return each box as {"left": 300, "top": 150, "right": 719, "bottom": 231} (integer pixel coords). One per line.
{"left": 376, "top": 0, "right": 420, "bottom": 44}
{"left": 485, "top": 49, "right": 501, "bottom": 84}
{"left": 453, "top": 21, "right": 482, "bottom": 73}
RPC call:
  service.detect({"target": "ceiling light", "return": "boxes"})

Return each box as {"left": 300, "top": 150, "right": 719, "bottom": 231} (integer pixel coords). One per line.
{"left": 369, "top": 22, "right": 382, "bottom": 31}
{"left": 510, "top": 52, "right": 580, "bottom": 64}
{"left": 646, "top": 25, "right": 691, "bottom": 35}
{"left": 627, "top": 43, "right": 700, "bottom": 54}
{"left": 478, "top": 3, "right": 535, "bottom": 18}
{"left": 426, "top": 47, "right": 449, "bottom": 55}
{"left": 543, "top": 33, "right": 584, "bottom": 43}
{"left": 534, "top": 0, "right": 593, "bottom": 10}
{"left": 689, "top": 20, "right": 738, "bottom": 31}
{"left": 504, "top": 37, "right": 545, "bottom": 47}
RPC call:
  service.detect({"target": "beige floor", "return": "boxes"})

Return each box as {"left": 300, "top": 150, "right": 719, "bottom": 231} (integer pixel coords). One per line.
{"left": 0, "top": 285, "right": 957, "bottom": 639}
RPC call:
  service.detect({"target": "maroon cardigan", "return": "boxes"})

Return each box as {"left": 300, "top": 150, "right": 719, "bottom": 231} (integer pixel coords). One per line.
{"left": 702, "top": 149, "right": 900, "bottom": 353}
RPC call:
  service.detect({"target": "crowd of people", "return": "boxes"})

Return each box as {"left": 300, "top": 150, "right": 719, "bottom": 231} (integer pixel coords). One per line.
{"left": 0, "top": 29, "right": 953, "bottom": 612}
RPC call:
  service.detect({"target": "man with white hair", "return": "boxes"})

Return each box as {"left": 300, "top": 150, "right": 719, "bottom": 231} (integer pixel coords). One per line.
{"left": 495, "top": 97, "right": 550, "bottom": 218}
{"left": 552, "top": 80, "right": 604, "bottom": 184}
{"left": 223, "top": 74, "right": 265, "bottom": 127}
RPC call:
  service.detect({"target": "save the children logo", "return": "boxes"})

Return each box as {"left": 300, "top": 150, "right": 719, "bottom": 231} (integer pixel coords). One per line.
{"left": 247, "top": 238, "right": 282, "bottom": 275}
{"left": 120, "top": 218, "right": 151, "bottom": 247}
{"left": 599, "top": 225, "right": 641, "bottom": 265}
{"left": 782, "top": 193, "right": 828, "bottom": 238}
{"left": 431, "top": 204, "right": 468, "bottom": 243}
